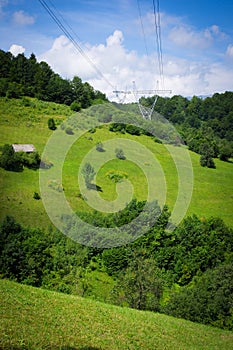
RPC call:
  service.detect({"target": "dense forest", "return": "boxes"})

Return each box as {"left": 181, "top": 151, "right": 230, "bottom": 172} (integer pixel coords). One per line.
{"left": 0, "top": 49, "right": 233, "bottom": 331}
{"left": 0, "top": 49, "right": 107, "bottom": 109}
{"left": 141, "top": 92, "right": 233, "bottom": 167}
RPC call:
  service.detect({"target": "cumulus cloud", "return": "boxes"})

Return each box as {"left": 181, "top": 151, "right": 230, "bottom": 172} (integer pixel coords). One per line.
{"left": 9, "top": 44, "right": 25, "bottom": 56}
{"left": 39, "top": 28, "right": 233, "bottom": 101}
{"left": 169, "top": 25, "right": 213, "bottom": 50}
{"left": 13, "top": 10, "right": 35, "bottom": 26}
{"left": 106, "top": 30, "right": 124, "bottom": 46}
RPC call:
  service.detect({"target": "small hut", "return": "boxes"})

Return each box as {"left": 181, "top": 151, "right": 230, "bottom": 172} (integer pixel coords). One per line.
{"left": 12, "top": 144, "right": 36, "bottom": 153}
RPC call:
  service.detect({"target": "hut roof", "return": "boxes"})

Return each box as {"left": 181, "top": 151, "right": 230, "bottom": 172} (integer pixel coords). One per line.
{"left": 12, "top": 144, "right": 36, "bottom": 153}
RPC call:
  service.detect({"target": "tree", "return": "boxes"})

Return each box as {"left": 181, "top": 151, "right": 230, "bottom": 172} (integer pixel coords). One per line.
{"left": 0, "top": 144, "right": 23, "bottom": 171}
{"left": 113, "top": 252, "right": 163, "bottom": 311}
{"left": 82, "top": 162, "right": 96, "bottom": 189}
{"left": 219, "top": 143, "right": 232, "bottom": 161}
{"left": 164, "top": 264, "right": 233, "bottom": 330}
{"left": 48, "top": 118, "right": 56, "bottom": 130}
{"left": 199, "top": 142, "right": 216, "bottom": 168}
{"left": 21, "top": 151, "right": 41, "bottom": 169}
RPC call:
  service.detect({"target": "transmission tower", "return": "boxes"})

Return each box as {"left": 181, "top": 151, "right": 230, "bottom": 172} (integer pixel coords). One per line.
{"left": 113, "top": 82, "right": 171, "bottom": 120}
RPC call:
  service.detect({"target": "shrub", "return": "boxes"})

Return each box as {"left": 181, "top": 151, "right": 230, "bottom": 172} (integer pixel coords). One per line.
{"left": 33, "top": 192, "right": 40, "bottom": 200}
{"left": 22, "top": 152, "right": 41, "bottom": 169}
{"left": 40, "top": 158, "right": 53, "bottom": 169}
{"left": 70, "top": 100, "right": 81, "bottom": 112}
{"left": 48, "top": 118, "right": 56, "bottom": 130}
{"left": 200, "top": 154, "right": 216, "bottom": 168}
{"left": 0, "top": 144, "right": 23, "bottom": 171}
{"left": 106, "top": 170, "right": 128, "bottom": 183}
{"left": 65, "top": 127, "right": 74, "bottom": 135}
{"left": 125, "top": 124, "right": 141, "bottom": 136}
{"left": 96, "top": 142, "right": 104, "bottom": 152}
{"left": 109, "top": 123, "right": 125, "bottom": 133}
{"left": 115, "top": 148, "right": 126, "bottom": 160}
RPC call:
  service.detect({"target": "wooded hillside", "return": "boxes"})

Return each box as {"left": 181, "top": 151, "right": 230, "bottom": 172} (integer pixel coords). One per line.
{"left": 0, "top": 49, "right": 107, "bottom": 108}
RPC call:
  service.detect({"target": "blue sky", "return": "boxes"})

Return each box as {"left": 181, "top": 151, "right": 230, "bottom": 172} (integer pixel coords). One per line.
{"left": 1, "top": 0, "right": 233, "bottom": 99}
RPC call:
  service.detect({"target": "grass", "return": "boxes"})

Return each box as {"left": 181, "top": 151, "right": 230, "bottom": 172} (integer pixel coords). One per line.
{"left": 0, "top": 97, "right": 233, "bottom": 229}
{"left": 0, "top": 97, "right": 73, "bottom": 228}
{"left": 1, "top": 279, "right": 233, "bottom": 350}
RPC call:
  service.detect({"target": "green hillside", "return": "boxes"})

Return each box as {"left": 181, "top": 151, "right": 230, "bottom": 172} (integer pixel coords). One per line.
{"left": 1, "top": 279, "right": 232, "bottom": 350}
{"left": 0, "top": 96, "right": 233, "bottom": 229}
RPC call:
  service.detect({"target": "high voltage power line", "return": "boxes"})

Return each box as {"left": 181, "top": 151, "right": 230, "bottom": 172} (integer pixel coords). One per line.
{"left": 38, "top": 0, "right": 169, "bottom": 111}
{"left": 38, "top": 0, "right": 115, "bottom": 89}
{"left": 137, "top": 0, "right": 149, "bottom": 58}
{"left": 152, "top": 0, "right": 165, "bottom": 90}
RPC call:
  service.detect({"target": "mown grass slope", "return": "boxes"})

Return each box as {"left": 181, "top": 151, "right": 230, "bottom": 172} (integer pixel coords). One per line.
{"left": 1, "top": 279, "right": 233, "bottom": 350}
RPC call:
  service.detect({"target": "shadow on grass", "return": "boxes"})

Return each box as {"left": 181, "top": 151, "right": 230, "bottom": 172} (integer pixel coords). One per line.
{"left": 88, "top": 183, "right": 103, "bottom": 192}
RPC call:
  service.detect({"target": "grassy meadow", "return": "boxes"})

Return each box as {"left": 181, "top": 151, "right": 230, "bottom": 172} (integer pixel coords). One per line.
{"left": 0, "top": 97, "right": 233, "bottom": 229}
{"left": 1, "top": 279, "right": 233, "bottom": 350}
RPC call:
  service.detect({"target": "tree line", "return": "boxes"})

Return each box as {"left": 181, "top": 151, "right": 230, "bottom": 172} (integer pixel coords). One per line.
{"left": 0, "top": 49, "right": 107, "bottom": 109}
{"left": 141, "top": 93, "right": 233, "bottom": 166}
{"left": 0, "top": 202, "right": 232, "bottom": 330}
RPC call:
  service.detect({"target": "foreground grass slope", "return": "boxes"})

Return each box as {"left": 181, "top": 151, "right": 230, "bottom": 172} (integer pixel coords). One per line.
{"left": 0, "top": 279, "right": 232, "bottom": 350}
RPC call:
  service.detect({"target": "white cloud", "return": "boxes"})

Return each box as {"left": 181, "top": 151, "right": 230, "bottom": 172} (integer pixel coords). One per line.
{"left": 13, "top": 10, "right": 35, "bottom": 26}
{"left": 106, "top": 30, "right": 124, "bottom": 46}
{"left": 38, "top": 29, "right": 233, "bottom": 101}
{"left": 9, "top": 44, "right": 25, "bottom": 56}
{"left": 169, "top": 25, "right": 212, "bottom": 50}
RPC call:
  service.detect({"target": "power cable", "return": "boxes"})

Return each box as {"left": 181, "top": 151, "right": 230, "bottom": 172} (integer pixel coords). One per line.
{"left": 38, "top": 0, "right": 115, "bottom": 89}
{"left": 152, "top": 0, "right": 165, "bottom": 89}
{"left": 136, "top": 0, "right": 149, "bottom": 58}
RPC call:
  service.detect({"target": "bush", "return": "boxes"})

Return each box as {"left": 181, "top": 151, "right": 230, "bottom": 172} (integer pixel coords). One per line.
{"left": 96, "top": 142, "right": 104, "bottom": 152}
{"left": 0, "top": 144, "right": 23, "bottom": 171}
{"left": 106, "top": 170, "right": 128, "bottom": 183}
{"left": 70, "top": 100, "right": 81, "bottom": 112}
{"left": 200, "top": 154, "right": 216, "bottom": 168}
{"left": 40, "top": 158, "right": 53, "bottom": 169}
{"left": 48, "top": 118, "right": 56, "bottom": 130}
{"left": 109, "top": 123, "right": 125, "bottom": 133}
{"left": 125, "top": 124, "right": 141, "bottom": 136}
{"left": 21, "top": 152, "right": 41, "bottom": 169}
{"left": 115, "top": 148, "right": 126, "bottom": 160}
{"left": 33, "top": 192, "right": 40, "bottom": 200}
{"left": 65, "top": 127, "right": 74, "bottom": 135}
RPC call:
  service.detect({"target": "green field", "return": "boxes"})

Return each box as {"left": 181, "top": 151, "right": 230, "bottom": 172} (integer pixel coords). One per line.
{"left": 1, "top": 279, "right": 232, "bottom": 350}
{"left": 0, "top": 97, "right": 233, "bottom": 229}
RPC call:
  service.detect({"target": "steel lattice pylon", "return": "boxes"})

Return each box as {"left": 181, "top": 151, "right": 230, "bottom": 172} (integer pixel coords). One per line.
{"left": 113, "top": 82, "right": 171, "bottom": 120}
